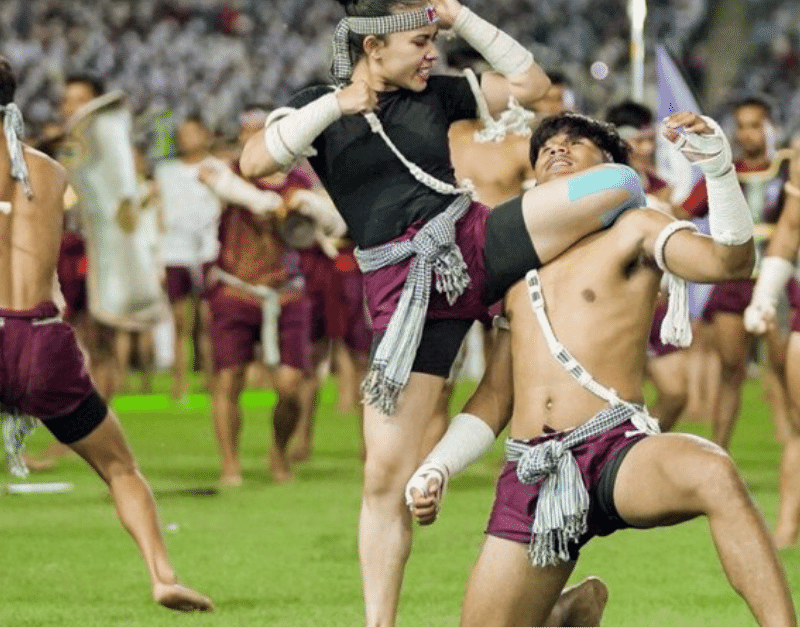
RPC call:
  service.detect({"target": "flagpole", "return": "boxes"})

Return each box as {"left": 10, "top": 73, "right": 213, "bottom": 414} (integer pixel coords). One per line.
{"left": 628, "top": 0, "right": 647, "bottom": 101}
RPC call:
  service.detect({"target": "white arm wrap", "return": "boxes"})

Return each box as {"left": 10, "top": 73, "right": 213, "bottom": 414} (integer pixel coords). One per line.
{"left": 425, "top": 412, "right": 496, "bottom": 478}
{"left": 452, "top": 7, "right": 533, "bottom": 77}
{"left": 289, "top": 189, "right": 347, "bottom": 238}
{"left": 404, "top": 412, "right": 496, "bottom": 507}
{"left": 264, "top": 92, "right": 342, "bottom": 168}
{"left": 706, "top": 167, "right": 754, "bottom": 245}
{"left": 210, "top": 167, "right": 283, "bottom": 215}
{"left": 745, "top": 256, "right": 794, "bottom": 333}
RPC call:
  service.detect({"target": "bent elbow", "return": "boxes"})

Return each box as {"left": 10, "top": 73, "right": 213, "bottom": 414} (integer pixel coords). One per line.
{"left": 514, "top": 70, "right": 551, "bottom": 108}
{"left": 722, "top": 242, "right": 756, "bottom": 279}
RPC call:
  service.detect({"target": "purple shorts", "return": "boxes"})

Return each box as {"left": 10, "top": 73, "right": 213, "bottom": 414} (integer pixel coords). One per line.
{"left": 0, "top": 302, "right": 107, "bottom": 443}
{"left": 362, "top": 201, "right": 493, "bottom": 333}
{"left": 165, "top": 262, "right": 214, "bottom": 303}
{"left": 648, "top": 300, "right": 681, "bottom": 357}
{"left": 209, "top": 290, "right": 313, "bottom": 375}
{"left": 701, "top": 279, "right": 754, "bottom": 322}
{"left": 486, "top": 419, "right": 648, "bottom": 559}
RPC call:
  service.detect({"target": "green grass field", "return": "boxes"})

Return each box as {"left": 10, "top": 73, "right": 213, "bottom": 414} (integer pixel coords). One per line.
{"left": 2, "top": 372, "right": 799, "bottom": 627}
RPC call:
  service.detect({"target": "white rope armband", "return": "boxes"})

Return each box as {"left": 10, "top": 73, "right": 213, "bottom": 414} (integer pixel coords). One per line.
{"left": 452, "top": 7, "right": 533, "bottom": 77}
{"left": 654, "top": 220, "right": 698, "bottom": 348}
{"left": 210, "top": 167, "right": 282, "bottom": 215}
{"left": 264, "top": 92, "right": 342, "bottom": 169}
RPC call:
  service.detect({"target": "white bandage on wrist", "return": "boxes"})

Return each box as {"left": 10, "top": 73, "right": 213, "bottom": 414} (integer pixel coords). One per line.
{"left": 673, "top": 115, "right": 732, "bottom": 178}
{"left": 745, "top": 256, "right": 795, "bottom": 333}
{"left": 289, "top": 189, "right": 347, "bottom": 238}
{"left": 452, "top": 7, "right": 533, "bottom": 77}
{"left": 211, "top": 167, "right": 283, "bottom": 215}
{"left": 264, "top": 93, "right": 342, "bottom": 168}
{"left": 404, "top": 413, "right": 495, "bottom": 507}
{"left": 425, "top": 412, "right": 495, "bottom": 478}
{"left": 706, "top": 167, "right": 754, "bottom": 245}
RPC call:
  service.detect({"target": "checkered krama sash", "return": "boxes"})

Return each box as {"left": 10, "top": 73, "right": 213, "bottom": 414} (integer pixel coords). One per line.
{"left": 332, "top": 5, "right": 439, "bottom": 83}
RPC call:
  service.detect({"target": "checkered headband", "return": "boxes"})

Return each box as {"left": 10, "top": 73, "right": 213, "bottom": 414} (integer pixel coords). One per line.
{"left": 331, "top": 5, "right": 439, "bottom": 83}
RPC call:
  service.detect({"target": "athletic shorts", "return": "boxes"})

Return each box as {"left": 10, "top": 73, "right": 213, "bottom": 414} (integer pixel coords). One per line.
{"left": 208, "top": 289, "right": 313, "bottom": 375}
{"left": 0, "top": 302, "right": 107, "bottom": 444}
{"left": 300, "top": 247, "right": 372, "bottom": 353}
{"left": 701, "top": 279, "right": 754, "bottom": 322}
{"left": 165, "top": 262, "right": 214, "bottom": 303}
{"left": 485, "top": 419, "right": 648, "bottom": 560}
{"left": 361, "top": 199, "right": 539, "bottom": 375}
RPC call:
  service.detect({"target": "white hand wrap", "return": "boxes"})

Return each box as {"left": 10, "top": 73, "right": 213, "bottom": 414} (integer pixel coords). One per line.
{"left": 264, "top": 92, "right": 342, "bottom": 168}
{"left": 404, "top": 412, "right": 496, "bottom": 506}
{"left": 452, "top": 7, "right": 533, "bottom": 77}
{"left": 745, "top": 256, "right": 795, "bottom": 333}
{"left": 289, "top": 189, "right": 347, "bottom": 238}
{"left": 673, "top": 115, "right": 732, "bottom": 178}
{"left": 208, "top": 166, "right": 283, "bottom": 215}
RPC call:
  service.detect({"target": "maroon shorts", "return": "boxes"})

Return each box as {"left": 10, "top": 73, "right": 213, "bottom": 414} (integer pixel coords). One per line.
{"left": 299, "top": 247, "right": 373, "bottom": 353}
{"left": 648, "top": 299, "right": 681, "bottom": 358}
{"left": 362, "top": 201, "right": 493, "bottom": 333}
{"left": 165, "top": 262, "right": 214, "bottom": 303}
{"left": 57, "top": 233, "right": 88, "bottom": 320}
{"left": 0, "top": 302, "right": 107, "bottom": 443}
{"left": 209, "top": 290, "right": 313, "bottom": 375}
{"left": 485, "top": 419, "right": 648, "bottom": 559}
{"left": 701, "top": 279, "right": 754, "bottom": 322}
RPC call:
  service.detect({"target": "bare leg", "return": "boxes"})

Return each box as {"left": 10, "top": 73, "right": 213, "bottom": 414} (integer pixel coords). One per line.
{"left": 360, "top": 372, "right": 446, "bottom": 627}
{"left": 521, "top": 164, "right": 642, "bottom": 264}
{"left": 197, "top": 299, "right": 214, "bottom": 394}
{"left": 270, "top": 365, "right": 303, "bottom": 483}
{"left": 115, "top": 330, "right": 133, "bottom": 394}
{"left": 68, "top": 413, "right": 212, "bottom": 611}
{"left": 711, "top": 313, "right": 750, "bottom": 449}
{"left": 138, "top": 329, "right": 155, "bottom": 393}
{"left": 333, "top": 338, "right": 360, "bottom": 413}
{"left": 545, "top": 577, "right": 609, "bottom": 627}
{"left": 462, "top": 535, "right": 576, "bottom": 626}
{"left": 614, "top": 433, "right": 796, "bottom": 626}
{"left": 775, "top": 435, "right": 800, "bottom": 549}
{"left": 290, "top": 339, "right": 328, "bottom": 463}
{"left": 647, "top": 350, "right": 689, "bottom": 432}
{"left": 171, "top": 298, "right": 191, "bottom": 400}
{"left": 211, "top": 365, "right": 246, "bottom": 486}
{"left": 765, "top": 326, "right": 792, "bottom": 443}
{"left": 776, "top": 332, "right": 800, "bottom": 548}
{"left": 685, "top": 321, "right": 720, "bottom": 423}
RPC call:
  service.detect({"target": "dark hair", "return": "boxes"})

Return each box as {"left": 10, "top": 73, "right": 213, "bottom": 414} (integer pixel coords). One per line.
{"left": 545, "top": 71, "right": 571, "bottom": 87}
{"left": 606, "top": 100, "right": 653, "bottom": 130}
{"left": 530, "top": 112, "right": 630, "bottom": 167}
{"left": 336, "top": 0, "right": 428, "bottom": 71}
{"left": 734, "top": 95, "right": 773, "bottom": 121}
{"left": 65, "top": 72, "right": 105, "bottom": 98}
{"left": 0, "top": 55, "right": 16, "bottom": 106}
{"left": 181, "top": 113, "right": 207, "bottom": 129}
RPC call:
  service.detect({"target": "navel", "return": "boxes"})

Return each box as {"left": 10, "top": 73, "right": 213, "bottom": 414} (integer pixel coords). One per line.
{"left": 581, "top": 288, "right": 596, "bottom": 302}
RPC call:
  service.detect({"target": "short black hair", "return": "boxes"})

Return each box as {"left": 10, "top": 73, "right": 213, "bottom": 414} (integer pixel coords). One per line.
{"left": 65, "top": 72, "right": 105, "bottom": 98}
{"left": 606, "top": 100, "right": 653, "bottom": 130}
{"left": 734, "top": 95, "right": 773, "bottom": 121}
{"left": 0, "top": 55, "right": 16, "bottom": 106}
{"left": 545, "top": 71, "right": 571, "bottom": 87}
{"left": 530, "top": 112, "right": 630, "bottom": 167}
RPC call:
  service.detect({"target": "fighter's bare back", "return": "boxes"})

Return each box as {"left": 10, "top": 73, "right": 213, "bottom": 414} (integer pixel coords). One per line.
{"left": 0, "top": 140, "right": 67, "bottom": 310}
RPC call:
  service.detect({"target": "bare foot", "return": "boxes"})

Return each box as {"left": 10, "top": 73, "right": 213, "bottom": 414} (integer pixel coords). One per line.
{"left": 153, "top": 582, "right": 213, "bottom": 612}
{"left": 22, "top": 454, "right": 57, "bottom": 473}
{"left": 547, "top": 576, "right": 608, "bottom": 627}
{"left": 269, "top": 448, "right": 294, "bottom": 483}
{"left": 289, "top": 443, "right": 312, "bottom": 463}
{"left": 218, "top": 473, "right": 243, "bottom": 488}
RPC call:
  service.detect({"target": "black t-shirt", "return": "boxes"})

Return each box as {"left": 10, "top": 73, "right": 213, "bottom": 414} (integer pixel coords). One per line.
{"left": 288, "top": 76, "right": 478, "bottom": 248}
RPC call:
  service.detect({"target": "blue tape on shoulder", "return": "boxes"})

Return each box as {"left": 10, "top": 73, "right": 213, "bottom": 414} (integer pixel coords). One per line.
{"left": 567, "top": 165, "right": 646, "bottom": 227}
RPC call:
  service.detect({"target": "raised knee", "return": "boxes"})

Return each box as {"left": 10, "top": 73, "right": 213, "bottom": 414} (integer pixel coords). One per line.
{"left": 690, "top": 448, "right": 746, "bottom": 507}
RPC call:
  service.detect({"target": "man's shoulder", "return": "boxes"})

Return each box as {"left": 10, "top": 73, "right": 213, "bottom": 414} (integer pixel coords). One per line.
{"left": 22, "top": 144, "right": 67, "bottom": 193}
{"left": 24, "top": 144, "right": 65, "bottom": 175}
